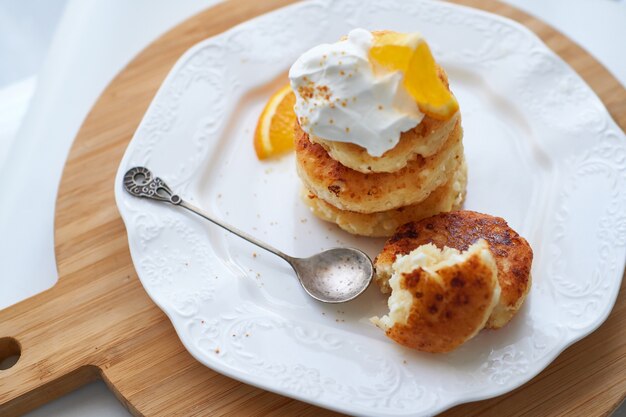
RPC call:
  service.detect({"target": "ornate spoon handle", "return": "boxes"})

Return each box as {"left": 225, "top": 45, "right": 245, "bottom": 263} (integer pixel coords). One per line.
{"left": 123, "top": 167, "right": 291, "bottom": 260}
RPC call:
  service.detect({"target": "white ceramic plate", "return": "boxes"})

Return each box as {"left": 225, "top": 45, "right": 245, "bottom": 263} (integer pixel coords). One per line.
{"left": 114, "top": 1, "right": 626, "bottom": 415}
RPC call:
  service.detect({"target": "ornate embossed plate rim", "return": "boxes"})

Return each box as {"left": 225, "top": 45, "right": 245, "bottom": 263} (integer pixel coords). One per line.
{"left": 114, "top": 0, "right": 626, "bottom": 416}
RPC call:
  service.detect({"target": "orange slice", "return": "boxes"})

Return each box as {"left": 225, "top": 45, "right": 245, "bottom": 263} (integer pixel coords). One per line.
{"left": 254, "top": 84, "right": 297, "bottom": 160}
{"left": 370, "top": 32, "right": 459, "bottom": 120}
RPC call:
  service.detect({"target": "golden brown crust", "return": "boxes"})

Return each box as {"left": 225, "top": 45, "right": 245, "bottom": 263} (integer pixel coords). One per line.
{"left": 295, "top": 120, "right": 463, "bottom": 213}
{"left": 311, "top": 113, "right": 458, "bottom": 174}
{"left": 301, "top": 157, "right": 467, "bottom": 237}
{"left": 375, "top": 211, "right": 533, "bottom": 329}
{"left": 385, "top": 247, "right": 498, "bottom": 353}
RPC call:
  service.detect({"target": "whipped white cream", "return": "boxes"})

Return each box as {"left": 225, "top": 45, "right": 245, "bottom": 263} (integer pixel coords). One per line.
{"left": 289, "top": 28, "right": 424, "bottom": 157}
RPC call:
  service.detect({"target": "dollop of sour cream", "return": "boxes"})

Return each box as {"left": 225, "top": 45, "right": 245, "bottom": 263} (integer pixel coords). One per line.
{"left": 289, "top": 28, "right": 424, "bottom": 157}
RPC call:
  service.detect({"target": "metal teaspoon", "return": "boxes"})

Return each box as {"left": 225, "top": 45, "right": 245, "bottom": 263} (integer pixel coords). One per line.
{"left": 123, "top": 167, "right": 373, "bottom": 303}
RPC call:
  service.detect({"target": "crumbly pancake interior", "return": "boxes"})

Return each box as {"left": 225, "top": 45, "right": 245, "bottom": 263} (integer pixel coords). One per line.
{"left": 371, "top": 239, "right": 501, "bottom": 353}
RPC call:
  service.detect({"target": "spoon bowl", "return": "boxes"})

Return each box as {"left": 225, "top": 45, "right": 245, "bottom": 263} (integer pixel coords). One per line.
{"left": 290, "top": 248, "right": 373, "bottom": 303}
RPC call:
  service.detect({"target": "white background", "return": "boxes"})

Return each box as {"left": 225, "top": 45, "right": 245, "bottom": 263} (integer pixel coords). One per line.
{"left": 0, "top": 1, "right": 624, "bottom": 415}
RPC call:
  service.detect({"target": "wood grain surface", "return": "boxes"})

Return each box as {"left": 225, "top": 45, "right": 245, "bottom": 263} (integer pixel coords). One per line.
{"left": 0, "top": 0, "right": 624, "bottom": 416}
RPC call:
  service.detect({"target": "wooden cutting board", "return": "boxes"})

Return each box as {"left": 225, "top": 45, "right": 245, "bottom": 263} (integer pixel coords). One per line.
{"left": 1, "top": 0, "right": 625, "bottom": 415}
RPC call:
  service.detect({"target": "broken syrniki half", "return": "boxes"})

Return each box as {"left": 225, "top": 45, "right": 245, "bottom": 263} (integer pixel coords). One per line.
{"left": 375, "top": 211, "right": 533, "bottom": 330}
{"left": 371, "top": 240, "right": 500, "bottom": 353}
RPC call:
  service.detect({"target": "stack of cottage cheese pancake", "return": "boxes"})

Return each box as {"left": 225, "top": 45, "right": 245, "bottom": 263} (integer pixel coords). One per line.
{"left": 266, "top": 28, "right": 535, "bottom": 353}
{"left": 289, "top": 29, "right": 466, "bottom": 237}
